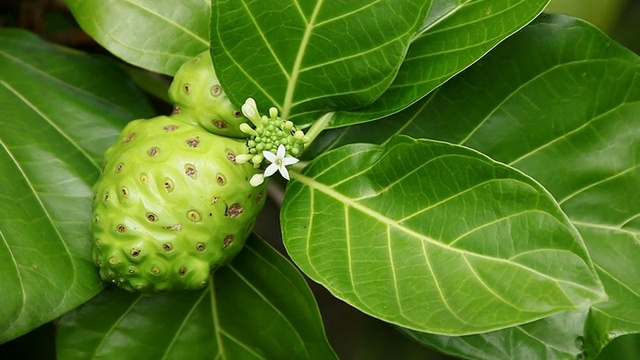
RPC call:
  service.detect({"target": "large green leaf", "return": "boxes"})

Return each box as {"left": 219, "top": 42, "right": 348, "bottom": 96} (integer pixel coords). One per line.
{"left": 56, "top": 235, "right": 337, "bottom": 360}
{"left": 0, "top": 29, "right": 155, "bottom": 343}
{"left": 210, "top": 0, "right": 430, "bottom": 125}
{"left": 329, "top": 0, "right": 551, "bottom": 127}
{"left": 312, "top": 14, "right": 640, "bottom": 359}
{"left": 65, "top": 0, "right": 210, "bottom": 75}
{"left": 281, "top": 135, "right": 605, "bottom": 335}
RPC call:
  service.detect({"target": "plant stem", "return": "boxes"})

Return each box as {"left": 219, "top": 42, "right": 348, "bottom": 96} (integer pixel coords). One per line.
{"left": 304, "top": 111, "right": 334, "bottom": 146}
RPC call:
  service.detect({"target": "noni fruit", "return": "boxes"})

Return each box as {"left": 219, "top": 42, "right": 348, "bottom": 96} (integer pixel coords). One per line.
{"left": 92, "top": 115, "right": 267, "bottom": 292}
{"left": 169, "top": 51, "right": 247, "bottom": 138}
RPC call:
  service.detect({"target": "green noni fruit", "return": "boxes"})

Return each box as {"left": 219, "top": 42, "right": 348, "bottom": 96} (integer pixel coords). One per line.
{"left": 168, "top": 51, "right": 247, "bottom": 138}
{"left": 92, "top": 115, "right": 267, "bottom": 292}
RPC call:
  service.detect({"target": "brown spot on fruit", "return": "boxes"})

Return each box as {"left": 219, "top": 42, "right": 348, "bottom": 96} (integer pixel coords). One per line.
{"left": 147, "top": 146, "right": 160, "bottom": 157}
{"left": 130, "top": 248, "right": 141, "bottom": 257}
{"left": 187, "top": 210, "right": 202, "bottom": 222}
{"left": 115, "top": 163, "right": 124, "bottom": 173}
{"left": 213, "top": 120, "right": 227, "bottom": 129}
{"left": 226, "top": 151, "right": 236, "bottom": 163}
{"left": 210, "top": 85, "right": 222, "bottom": 97}
{"left": 186, "top": 137, "right": 200, "bottom": 147}
{"left": 117, "top": 224, "right": 126, "bottom": 233}
{"left": 164, "top": 179, "right": 174, "bottom": 192}
{"left": 163, "top": 224, "right": 182, "bottom": 231}
{"left": 162, "top": 243, "right": 172, "bottom": 252}
{"left": 233, "top": 110, "right": 242, "bottom": 118}
{"left": 185, "top": 164, "right": 197, "bottom": 179}
{"left": 216, "top": 173, "right": 226, "bottom": 185}
{"left": 172, "top": 105, "right": 181, "bottom": 115}
{"left": 196, "top": 242, "right": 206, "bottom": 251}
{"left": 223, "top": 235, "right": 233, "bottom": 248}
{"left": 183, "top": 84, "right": 190, "bottom": 94}
{"left": 124, "top": 133, "right": 135, "bottom": 143}
{"left": 178, "top": 267, "right": 187, "bottom": 276}
{"left": 164, "top": 124, "right": 178, "bottom": 132}
{"left": 121, "top": 187, "right": 128, "bottom": 197}
{"left": 104, "top": 194, "right": 110, "bottom": 202}
{"left": 211, "top": 196, "right": 219, "bottom": 204}
{"left": 225, "top": 203, "right": 244, "bottom": 218}
{"left": 151, "top": 266, "right": 161, "bottom": 274}
{"left": 146, "top": 213, "right": 157, "bottom": 222}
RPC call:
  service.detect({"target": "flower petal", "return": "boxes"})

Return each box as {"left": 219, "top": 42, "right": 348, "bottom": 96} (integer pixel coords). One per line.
{"left": 276, "top": 144, "right": 286, "bottom": 158}
{"left": 264, "top": 164, "right": 279, "bottom": 177}
{"left": 279, "top": 165, "right": 291, "bottom": 180}
{"left": 281, "top": 157, "right": 299, "bottom": 166}
{"left": 263, "top": 150, "right": 277, "bottom": 163}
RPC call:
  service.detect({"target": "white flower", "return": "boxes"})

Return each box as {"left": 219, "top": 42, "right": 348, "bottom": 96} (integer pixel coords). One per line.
{"left": 263, "top": 144, "right": 299, "bottom": 181}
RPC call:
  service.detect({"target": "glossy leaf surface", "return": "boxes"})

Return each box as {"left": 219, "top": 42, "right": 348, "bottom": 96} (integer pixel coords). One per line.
{"left": 282, "top": 135, "right": 605, "bottom": 335}
{"left": 312, "top": 14, "right": 640, "bottom": 359}
{"left": 56, "top": 236, "right": 337, "bottom": 360}
{"left": 330, "top": 0, "right": 551, "bottom": 126}
{"left": 210, "top": 0, "right": 430, "bottom": 124}
{"left": 65, "top": 0, "right": 210, "bottom": 75}
{"left": 0, "top": 29, "right": 155, "bottom": 343}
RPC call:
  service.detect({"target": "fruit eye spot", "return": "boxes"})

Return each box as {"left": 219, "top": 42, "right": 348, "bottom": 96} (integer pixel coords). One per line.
{"left": 128, "top": 267, "right": 136, "bottom": 274}
{"left": 225, "top": 203, "right": 244, "bottom": 218}
{"left": 124, "top": 133, "right": 135, "bottom": 143}
{"left": 226, "top": 151, "right": 236, "bottom": 163}
{"left": 121, "top": 187, "right": 128, "bottom": 197}
{"left": 213, "top": 120, "right": 227, "bottom": 129}
{"left": 115, "top": 163, "right": 124, "bottom": 173}
{"left": 162, "top": 243, "right": 173, "bottom": 252}
{"left": 146, "top": 213, "right": 157, "bottom": 222}
{"left": 185, "top": 164, "right": 197, "bottom": 179}
{"left": 186, "top": 138, "right": 200, "bottom": 147}
{"left": 108, "top": 256, "right": 118, "bottom": 265}
{"left": 104, "top": 194, "right": 110, "bottom": 202}
{"left": 210, "top": 85, "right": 222, "bottom": 97}
{"left": 94, "top": 216, "right": 100, "bottom": 223}
{"left": 233, "top": 110, "right": 242, "bottom": 118}
{"left": 164, "top": 124, "right": 178, "bottom": 132}
{"left": 178, "top": 267, "right": 187, "bottom": 276}
{"left": 140, "top": 174, "right": 148, "bottom": 184}
{"left": 147, "top": 146, "right": 160, "bottom": 157}
{"left": 172, "top": 105, "right": 181, "bottom": 115}
{"left": 216, "top": 173, "right": 226, "bottom": 185}
{"left": 117, "top": 224, "right": 126, "bottom": 233}
{"left": 163, "top": 224, "right": 182, "bottom": 231}
{"left": 164, "top": 179, "right": 174, "bottom": 192}
{"left": 151, "top": 266, "right": 161, "bottom": 274}
{"left": 130, "top": 248, "right": 141, "bottom": 257}
{"left": 183, "top": 84, "right": 190, "bottom": 94}
{"left": 223, "top": 235, "right": 233, "bottom": 248}
{"left": 196, "top": 242, "right": 206, "bottom": 251}
{"left": 211, "top": 196, "right": 219, "bottom": 204}
{"left": 257, "top": 191, "right": 264, "bottom": 204}
{"left": 187, "top": 210, "right": 202, "bottom": 222}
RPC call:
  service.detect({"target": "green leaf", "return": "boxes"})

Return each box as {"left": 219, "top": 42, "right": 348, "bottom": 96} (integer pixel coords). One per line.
{"left": 329, "top": 0, "right": 551, "bottom": 127}
{"left": 56, "top": 236, "right": 337, "bottom": 360}
{"left": 0, "top": 28, "right": 155, "bottom": 343}
{"left": 210, "top": 0, "right": 430, "bottom": 125}
{"left": 334, "top": 14, "right": 640, "bottom": 359}
{"left": 281, "top": 135, "right": 605, "bottom": 335}
{"left": 65, "top": 0, "right": 210, "bottom": 75}
{"left": 401, "top": 310, "right": 589, "bottom": 360}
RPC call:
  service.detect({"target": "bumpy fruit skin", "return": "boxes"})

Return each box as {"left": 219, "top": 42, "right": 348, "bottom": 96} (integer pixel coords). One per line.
{"left": 92, "top": 115, "right": 267, "bottom": 292}
{"left": 169, "top": 51, "right": 247, "bottom": 138}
